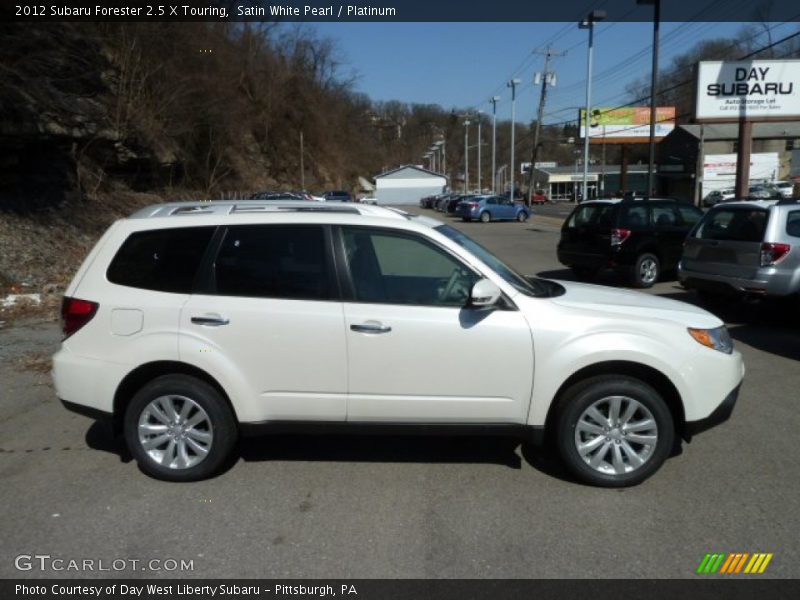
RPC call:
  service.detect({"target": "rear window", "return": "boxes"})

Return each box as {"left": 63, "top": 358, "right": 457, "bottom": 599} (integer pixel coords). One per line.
{"left": 693, "top": 207, "right": 769, "bottom": 242}
{"left": 107, "top": 227, "right": 215, "bottom": 293}
{"left": 567, "top": 204, "right": 617, "bottom": 228}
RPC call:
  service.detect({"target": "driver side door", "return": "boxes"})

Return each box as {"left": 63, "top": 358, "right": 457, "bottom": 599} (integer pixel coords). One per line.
{"left": 338, "top": 226, "right": 534, "bottom": 424}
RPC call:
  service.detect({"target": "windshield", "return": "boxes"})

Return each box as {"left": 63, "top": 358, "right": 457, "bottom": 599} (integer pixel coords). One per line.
{"left": 434, "top": 224, "right": 549, "bottom": 297}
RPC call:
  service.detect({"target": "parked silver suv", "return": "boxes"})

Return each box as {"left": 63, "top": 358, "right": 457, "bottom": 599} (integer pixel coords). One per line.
{"left": 679, "top": 199, "right": 800, "bottom": 299}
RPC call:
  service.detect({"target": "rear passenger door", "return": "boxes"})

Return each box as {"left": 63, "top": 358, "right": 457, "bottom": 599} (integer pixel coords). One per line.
{"left": 179, "top": 224, "right": 348, "bottom": 422}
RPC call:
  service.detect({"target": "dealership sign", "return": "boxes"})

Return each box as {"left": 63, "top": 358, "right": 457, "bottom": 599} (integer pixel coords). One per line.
{"left": 696, "top": 60, "right": 800, "bottom": 120}
{"left": 579, "top": 107, "right": 675, "bottom": 138}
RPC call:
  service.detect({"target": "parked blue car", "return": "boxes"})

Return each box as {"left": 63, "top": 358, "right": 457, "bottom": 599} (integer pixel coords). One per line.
{"left": 455, "top": 195, "right": 532, "bottom": 223}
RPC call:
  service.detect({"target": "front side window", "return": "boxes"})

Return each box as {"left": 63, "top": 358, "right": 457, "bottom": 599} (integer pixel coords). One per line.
{"left": 214, "top": 225, "right": 333, "bottom": 300}
{"left": 678, "top": 205, "right": 703, "bottom": 226}
{"left": 107, "top": 226, "right": 215, "bottom": 293}
{"left": 342, "top": 228, "right": 478, "bottom": 306}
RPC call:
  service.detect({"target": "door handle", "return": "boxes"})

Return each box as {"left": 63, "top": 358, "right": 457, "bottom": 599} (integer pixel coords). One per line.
{"left": 350, "top": 322, "right": 392, "bottom": 334}
{"left": 191, "top": 316, "right": 230, "bottom": 326}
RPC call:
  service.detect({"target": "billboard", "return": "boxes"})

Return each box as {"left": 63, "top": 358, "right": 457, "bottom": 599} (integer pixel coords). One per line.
{"left": 702, "top": 152, "right": 779, "bottom": 196}
{"left": 696, "top": 60, "right": 800, "bottom": 121}
{"left": 579, "top": 107, "right": 675, "bottom": 139}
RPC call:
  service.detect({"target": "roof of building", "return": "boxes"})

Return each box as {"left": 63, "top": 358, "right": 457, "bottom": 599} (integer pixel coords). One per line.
{"left": 535, "top": 164, "right": 651, "bottom": 175}
{"left": 677, "top": 123, "right": 800, "bottom": 141}
{"left": 374, "top": 164, "right": 449, "bottom": 180}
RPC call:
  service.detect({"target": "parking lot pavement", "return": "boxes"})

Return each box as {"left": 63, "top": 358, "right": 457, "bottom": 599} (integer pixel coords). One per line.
{"left": 1, "top": 208, "right": 798, "bottom": 579}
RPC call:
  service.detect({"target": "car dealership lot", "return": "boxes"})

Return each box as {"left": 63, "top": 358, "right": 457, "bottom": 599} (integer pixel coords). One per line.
{"left": 1, "top": 207, "right": 799, "bottom": 578}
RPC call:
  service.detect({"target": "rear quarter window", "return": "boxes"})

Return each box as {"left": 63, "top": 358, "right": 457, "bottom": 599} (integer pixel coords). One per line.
{"left": 107, "top": 226, "right": 215, "bottom": 293}
{"left": 567, "top": 204, "right": 617, "bottom": 228}
{"left": 693, "top": 208, "right": 768, "bottom": 242}
{"left": 787, "top": 211, "right": 800, "bottom": 238}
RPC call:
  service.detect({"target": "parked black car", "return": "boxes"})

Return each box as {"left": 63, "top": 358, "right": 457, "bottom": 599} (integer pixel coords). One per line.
{"left": 323, "top": 190, "right": 353, "bottom": 202}
{"left": 557, "top": 197, "right": 704, "bottom": 288}
{"left": 445, "top": 194, "right": 475, "bottom": 214}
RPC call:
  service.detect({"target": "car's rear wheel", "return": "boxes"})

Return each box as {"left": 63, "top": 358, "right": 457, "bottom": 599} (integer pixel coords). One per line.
{"left": 555, "top": 375, "right": 674, "bottom": 487}
{"left": 632, "top": 252, "right": 660, "bottom": 288}
{"left": 516, "top": 211, "right": 528, "bottom": 222}
{"left": 124, "top": 374, "right": 238, "bottom": 482}
{"left": 480, "top": 211, "right": 491, "bottom": 223}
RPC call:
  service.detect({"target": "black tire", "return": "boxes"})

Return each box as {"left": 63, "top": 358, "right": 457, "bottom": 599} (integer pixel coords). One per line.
{"left": 555, "top": 375, "right": 675, "bottom": 487}
{"left": 124, "top": 374, "right": 238, "bottom": 482}
{"left": 462, "top": 217, "right": 471, "bottom": 222}
{"left": 480, "top": 211, "right": 491, "bottom": 223}
{"left": 516, "top": 211, "right": 528, "bottom": 222}
{"left": 631, "top": 252, "right": 660, "bottom": 288}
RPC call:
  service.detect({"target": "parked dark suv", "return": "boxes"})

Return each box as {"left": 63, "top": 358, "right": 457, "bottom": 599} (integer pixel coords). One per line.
{"left": 557, "top": 198, "right": 704, "bottom": 287}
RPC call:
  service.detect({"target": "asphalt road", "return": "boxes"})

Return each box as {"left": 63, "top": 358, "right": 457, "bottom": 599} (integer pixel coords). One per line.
{"left": 1, "top": 205, "right": 799, "bottom": 579}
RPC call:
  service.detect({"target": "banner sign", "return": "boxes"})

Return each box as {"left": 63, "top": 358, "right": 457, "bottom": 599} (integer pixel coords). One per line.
{"left": 579, "top": 107, "right": 675, "bottom": 138}
{"left": 695, "top": 60, "right": 800, "bottom": 120}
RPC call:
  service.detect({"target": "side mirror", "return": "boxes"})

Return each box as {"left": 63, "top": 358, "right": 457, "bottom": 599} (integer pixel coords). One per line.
{"left": 469, "top": 278, "right": 502, "bottom": 308}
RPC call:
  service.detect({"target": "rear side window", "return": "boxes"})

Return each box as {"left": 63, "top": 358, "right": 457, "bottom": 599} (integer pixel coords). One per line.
{"left": 787, "top": 211, "right": 800, "bottom": 238}
{"left": 214, "top": 225, "right": 333, "bottom": 300}
{"left": 107, "top": 227, "right": 215, "bottom": 293}
{"left": 567, "top": 204, "right": 617, "bottom": 228}
{"left": 694, "top": 208, "right": 769, "bottom": 242}
{"left": 620, "top": 205, "right": 650, "bottom": 230}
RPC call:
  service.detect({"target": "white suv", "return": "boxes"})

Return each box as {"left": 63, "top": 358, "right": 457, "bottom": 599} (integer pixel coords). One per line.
{"left": 53, "top": 201, "right": 744, "bottom": 487}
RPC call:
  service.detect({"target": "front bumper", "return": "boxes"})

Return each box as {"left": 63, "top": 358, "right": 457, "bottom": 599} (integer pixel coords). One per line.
{"left": 684, "top": 384, "right": 740, "bottom": 439}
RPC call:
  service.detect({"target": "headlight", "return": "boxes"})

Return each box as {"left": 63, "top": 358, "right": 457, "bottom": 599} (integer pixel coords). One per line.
{"left": 688, "top": 326, "right": 733, "bottom": 354}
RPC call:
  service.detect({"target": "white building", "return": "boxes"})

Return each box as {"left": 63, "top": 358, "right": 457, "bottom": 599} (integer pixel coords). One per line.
{"left": 373, "top": 165, "right": 448, "bottom": 205}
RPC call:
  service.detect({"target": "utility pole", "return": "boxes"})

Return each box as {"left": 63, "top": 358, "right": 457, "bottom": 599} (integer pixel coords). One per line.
{"left": 464, "top": 119, "right": 471, "bottom": 193}
{"left": 477, "top": 111, "right": 483, "bottom": 192}
{"left": 508, "top": 79, "right": 522, "bottom": 200}
{"left": 527, "top": 47, "right": 565, "bottom": 204}
{"left": 490, "top": 96, "right": 500, "bottom": 193}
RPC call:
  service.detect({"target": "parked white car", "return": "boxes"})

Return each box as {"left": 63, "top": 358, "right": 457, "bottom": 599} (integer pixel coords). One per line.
{"left": 53, "top": 201, "right": 744, "bottom": 486}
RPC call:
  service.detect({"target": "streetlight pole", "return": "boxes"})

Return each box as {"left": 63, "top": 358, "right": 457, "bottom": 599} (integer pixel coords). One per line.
{"left": 579, "top": 10, "right": 606, "bottom": 202}
{"left": 490, "top": 96, "right": 500, "bottom": 193}
{"left": 477, "top": 111, "right": 483, "bottom": 192}
{"left": 463, "top": 120, "right": 471, "bottom": 193}
{"left": 638, "top": 0, "right": 661, "bottom": 197}
{"left": 507, "top": 78, "right": 522, "bottom": 200}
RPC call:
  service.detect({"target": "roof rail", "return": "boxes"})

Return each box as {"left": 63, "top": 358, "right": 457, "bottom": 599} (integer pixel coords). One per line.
{"left": 231, "top": 203, "right": 361, "bottom": 214}
{"left": 170, "top": 205, "right": 216, "bottom": 215}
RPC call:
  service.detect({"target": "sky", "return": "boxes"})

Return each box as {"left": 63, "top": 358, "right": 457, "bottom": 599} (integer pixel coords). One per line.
{"left": 308, "top": 21, "right": 799, "bottom": 125}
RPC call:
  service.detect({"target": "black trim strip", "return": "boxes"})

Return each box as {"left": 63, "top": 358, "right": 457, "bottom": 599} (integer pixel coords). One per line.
{"left": 239, "top": 421, "right": 544, "bottom": 444}
{"left": 60, "top": 399, "right": 113, "bottom": 421}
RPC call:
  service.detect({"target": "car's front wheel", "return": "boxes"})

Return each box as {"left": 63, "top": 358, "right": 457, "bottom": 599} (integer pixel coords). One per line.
{"left": 555, "top": 375, "right": 674, "bottom": 487}
{"left": 124, "top": 374, "right": 238, "bottom": 482}
{"left": 516, "top": 211, "right": 528, "bottom": 222}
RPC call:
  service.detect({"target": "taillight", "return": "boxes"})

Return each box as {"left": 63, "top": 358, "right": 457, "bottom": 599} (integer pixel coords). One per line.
{"left": 611, "top": 228, "right": 631, "bottom": 246}
{"left": 760, "top": 242, "right": 790, "bottom": 267}
{"left": 469, "top": 202, "right": 479, "bottom": 208}
{"left": 61, "top": 297, "right": 99, "bottom": 339}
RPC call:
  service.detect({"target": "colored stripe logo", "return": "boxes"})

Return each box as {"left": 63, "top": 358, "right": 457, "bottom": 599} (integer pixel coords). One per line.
{"left": 697, "top": 553, "right": 773, "bottom": 574}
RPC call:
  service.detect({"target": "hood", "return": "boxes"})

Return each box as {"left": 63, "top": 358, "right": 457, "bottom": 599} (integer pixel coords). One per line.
{"left": 547, "top": 280, "right": 723, "bottom": 329}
